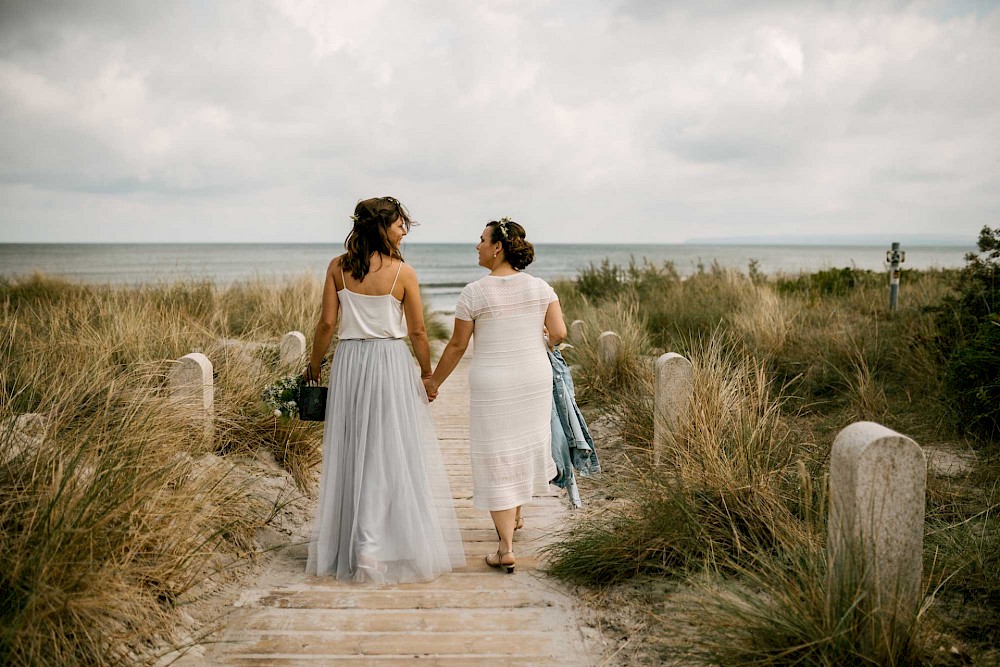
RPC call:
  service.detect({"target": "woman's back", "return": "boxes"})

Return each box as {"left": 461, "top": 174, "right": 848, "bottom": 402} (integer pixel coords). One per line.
{"left": 337, "top": 255, "right": 407, "bottom": 340}
{"left": 456, "top": 273, "right": 554, "bottom": 360}
{"left": 340, "top": 254, "right": 406, "bottom": 298}
{"left": 456, "top": 271, "right": 558, "bottom": 511}
{"left": 307, "top": 197, "right": 464, "bottom": 585}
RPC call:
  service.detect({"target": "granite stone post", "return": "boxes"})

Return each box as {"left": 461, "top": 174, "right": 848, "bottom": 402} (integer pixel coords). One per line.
{"left": 570, "top": 320, "right": 586, "bottom": 344}
{"left": 168, "top": 352, "right": 214, "bottom": 441}
{"left": 597, "top": 331, "right": 621, "bottom": 367}
{"left": 828, "top": 421, "right": 926, "bottom": 630}
{"left": 205, "top": 338, "right": 268, "bottom": 374}
{"left": 280, "top": 331, "right": 307, "bottom": 368}
{"left": 2, "top": 413, "right": 48, "bottom": 465}
{"left": 653, "top": 353, "right": 694, "bottom": 465}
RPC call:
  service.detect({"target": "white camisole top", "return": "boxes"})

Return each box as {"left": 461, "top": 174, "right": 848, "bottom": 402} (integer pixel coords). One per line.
{"left": 337, "top": 262, "right": 408, "bottom": 340}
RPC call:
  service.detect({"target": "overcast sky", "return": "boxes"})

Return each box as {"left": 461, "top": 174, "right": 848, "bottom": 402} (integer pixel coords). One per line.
{"left": 0, "top": 1, "right": 997, "bottom": 244}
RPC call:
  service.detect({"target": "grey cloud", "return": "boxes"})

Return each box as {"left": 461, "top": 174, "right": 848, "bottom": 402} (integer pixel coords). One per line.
{"left": 0, "top": 0, "right": 997, "bottom": 243}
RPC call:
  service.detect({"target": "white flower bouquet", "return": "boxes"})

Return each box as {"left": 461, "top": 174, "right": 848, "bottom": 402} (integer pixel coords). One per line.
{"left": 261, "top": 374, "right": 304, "bottom": 419}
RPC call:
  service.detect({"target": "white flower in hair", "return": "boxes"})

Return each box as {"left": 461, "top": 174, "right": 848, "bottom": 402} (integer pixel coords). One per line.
{"left": 350, "top": 214, "right": 360, "bottom": 222}
{"left": 498, "top": 216, "right": 513, "bottom": 239}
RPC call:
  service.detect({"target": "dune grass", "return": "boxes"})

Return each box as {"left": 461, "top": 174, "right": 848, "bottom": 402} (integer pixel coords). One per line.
{"left": 683, "top": 546, "right": 934, "bottom": 666}
{"left": 548, "top": 261, "right": 998, "bottom": 665}
{"left": 0, "top": 272, "right": 446, "bottom": 666}
{"left": 543, "top": 331, "right": 817, "bottom": 584}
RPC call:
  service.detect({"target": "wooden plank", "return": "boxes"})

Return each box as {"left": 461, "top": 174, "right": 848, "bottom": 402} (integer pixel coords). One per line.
{"left": 260, "top": 589, "right": 555, "bottom": 610}
{"left": 231, "top": 631, "right": 562, "bottom": 656}
{"left": 241, "top": 607, "right": 564, "bottom": 633}
{"left": 289, "top": 572, "right": 542, "bottom": 592}
{"left": 226, "top": 656, "right": 551, "bottom": 666}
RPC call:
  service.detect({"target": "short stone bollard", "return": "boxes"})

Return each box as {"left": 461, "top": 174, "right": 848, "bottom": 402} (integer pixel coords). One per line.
{"left": 828, "top": 421, "right": 926, "bottom": 631}
{"left": 653, "top": 353, "right": 694, "bottom": 465}
{"left": 1, "top": 413, "right": 48, "bottom": 465}
{"left": 570, "top": 320, "right": 586, "bottom": 344}
{"left": 280, "top": 331, "right": 307, "bottom": 368}
{"left": 205, "top": 338, "right": 267, "bottom": 371}
{"left": 168, "top": 352, "right": 214, "bottom": 441}
{"left": 597, "top": 331, "right": 621, "bottom": 367}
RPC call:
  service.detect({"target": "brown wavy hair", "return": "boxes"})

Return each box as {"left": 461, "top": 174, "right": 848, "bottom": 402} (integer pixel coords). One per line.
{"left": 342, "top": 196, "right": 414, "bottom": 281}
{"left": 486, "top": 218, "right": 535, "bottom": 271}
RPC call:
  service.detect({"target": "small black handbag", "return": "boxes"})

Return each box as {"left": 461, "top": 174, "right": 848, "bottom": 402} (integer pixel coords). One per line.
{"left": 298, "top": 380, "right": 328, "bottom": 421}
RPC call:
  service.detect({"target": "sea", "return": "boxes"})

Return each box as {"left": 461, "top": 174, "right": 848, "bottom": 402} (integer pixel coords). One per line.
{"left": 0, "top": 243, "right": 973, "bottom": 314}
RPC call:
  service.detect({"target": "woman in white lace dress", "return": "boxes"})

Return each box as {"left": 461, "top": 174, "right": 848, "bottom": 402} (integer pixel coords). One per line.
{"left": 428, "top": 218, "right": 567, "bottom": 573}
{"left": 304, "top": 196, "right": 465, "bottom": 585}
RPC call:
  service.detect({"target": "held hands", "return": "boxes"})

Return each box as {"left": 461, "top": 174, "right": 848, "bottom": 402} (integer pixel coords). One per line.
{"left": 422, "top": 376, "right": 439, "bottom": 403}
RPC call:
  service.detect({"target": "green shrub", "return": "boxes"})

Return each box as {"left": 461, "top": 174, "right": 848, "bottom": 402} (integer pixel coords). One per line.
{"left": 946, "top": 317, "right": 1000, "bottom": 437}
{"left": 575, "top": 257, "right": 680, "bottom": 303}
{"left": 776, "top": 267, "right": 877, "bottom": 297}
{"left": 0, "top": 273, "right": 91, "bottom": 310}
{"left": 576, "top": 258, "right": 626, "bottom": 301}
{"left": 935, "top": 226, "right": 1000, "bottom": 439}
{"left": 643, "top": 272, "right": 747, "bottom": 349}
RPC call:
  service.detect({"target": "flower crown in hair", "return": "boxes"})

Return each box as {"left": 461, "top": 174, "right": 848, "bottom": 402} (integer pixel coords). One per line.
{"left": 497, "top": 216, "right": 513, "bottom": 240}
{"left": 351, "top": 197, "right": 406, "bottom": 225}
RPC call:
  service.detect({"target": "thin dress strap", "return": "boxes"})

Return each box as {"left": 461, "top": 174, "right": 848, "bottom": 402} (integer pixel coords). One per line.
{"left": 340, "top": 266, "right": 347, "bottom": 291}
{"left": 388, "top": 260, "right": 403, "bottom": 296}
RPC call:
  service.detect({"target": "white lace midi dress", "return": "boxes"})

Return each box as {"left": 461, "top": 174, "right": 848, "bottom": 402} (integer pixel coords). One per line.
{"left": 307, "top": 264, "right": 465, "bottom": 584}
{"left": 455, "top": 273, "right": 559, "bottom": 511}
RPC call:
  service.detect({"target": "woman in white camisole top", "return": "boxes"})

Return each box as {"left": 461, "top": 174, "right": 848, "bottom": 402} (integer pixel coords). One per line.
{"left": 304, "top": 196, "right": 464, "bottom": 585}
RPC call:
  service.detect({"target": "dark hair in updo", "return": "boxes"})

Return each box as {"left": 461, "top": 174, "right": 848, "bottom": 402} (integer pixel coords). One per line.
{"left": 486, "top": 218, "right": 535, "bottom": 271}
{"left": 342, "top": 196, "right": 415, "bottom": 281}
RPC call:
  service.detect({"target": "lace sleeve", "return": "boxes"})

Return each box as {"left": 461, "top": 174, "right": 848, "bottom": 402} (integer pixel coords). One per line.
{"left": 544, "top": 279, "right": 559, "bottom": 304}
{"left": 455, "top": 284, "right": 475, "bottom": 321}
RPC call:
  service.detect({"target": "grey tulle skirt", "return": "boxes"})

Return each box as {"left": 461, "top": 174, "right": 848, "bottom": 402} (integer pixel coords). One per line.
{"left": 306, "top": 338, "right": 465, "bottom": 584}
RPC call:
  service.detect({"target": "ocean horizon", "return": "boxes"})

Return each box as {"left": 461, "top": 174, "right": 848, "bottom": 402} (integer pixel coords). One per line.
{"left": 0, "top": 242, "right": 975, "bottom": 313}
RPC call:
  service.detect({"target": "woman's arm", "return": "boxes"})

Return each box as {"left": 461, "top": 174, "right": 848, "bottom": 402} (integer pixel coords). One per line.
{"left": 399, "top": 263, "right": 432, "bottom": 378}
{"left": 544, "top": 299, "right": 567, "bottom": 347}
{"left": 306, "top": 258, "right": 341, "bottom": 379}
{"left": 430, "top": 318, "right": 474, "bottom": 392}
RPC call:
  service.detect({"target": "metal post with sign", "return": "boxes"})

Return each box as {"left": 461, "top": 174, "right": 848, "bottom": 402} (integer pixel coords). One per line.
{"left": 887, "top": 242, "right": 905, "bottom": 311}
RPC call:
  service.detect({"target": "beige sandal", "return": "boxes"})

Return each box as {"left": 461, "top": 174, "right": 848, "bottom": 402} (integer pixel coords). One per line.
{"left": 485, "top": 549, "right": 516, "bottom": 574}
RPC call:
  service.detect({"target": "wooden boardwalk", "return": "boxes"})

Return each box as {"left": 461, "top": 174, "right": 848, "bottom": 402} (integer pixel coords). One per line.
{"left": 192, "top": 355, "right": 595, "bottom": 666}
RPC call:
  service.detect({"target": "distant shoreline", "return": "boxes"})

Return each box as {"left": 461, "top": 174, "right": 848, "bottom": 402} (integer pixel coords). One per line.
{"left": 0, "top": 240, "right": 978, "bottom": 248}
{"left": 0, "top": 243, "right": 972, "bottom": 318}
{"left": 682, "top": 236, "right": 974, "bottom": 247}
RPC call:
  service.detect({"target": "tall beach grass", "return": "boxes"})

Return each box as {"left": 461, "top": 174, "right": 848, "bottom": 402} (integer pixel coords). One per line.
{"left": 0, "top": 272, "right": 446, "bottom": 666}
{"left": 548, "top": 260, "right": 998, "bottom": 664}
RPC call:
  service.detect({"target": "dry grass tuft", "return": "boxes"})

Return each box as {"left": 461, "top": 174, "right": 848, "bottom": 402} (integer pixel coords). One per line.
{"left": 732, "top": 283, "right": 800, "bottom": 359}
{"left": 681, "top": 546, "right": 938, "bottom": 666}
{"left": 547, "top": 262, "right": 996, "bottom": 663}
{"left": 545, "top": 332, "right": 817, "bottom": 586}
{"left": 0, "top": 273, "right": 450, "bottom": 665}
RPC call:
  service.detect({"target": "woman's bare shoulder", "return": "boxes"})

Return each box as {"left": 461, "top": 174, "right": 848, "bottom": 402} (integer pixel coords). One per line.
{"left": 327, "top": 254, "right": 346, "bottom": 273}
{"left": 394, "top": 261, "right": 420, "bottom": 292}
{"left": 398, "top": 260, "right": 418, "bottom": 279}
